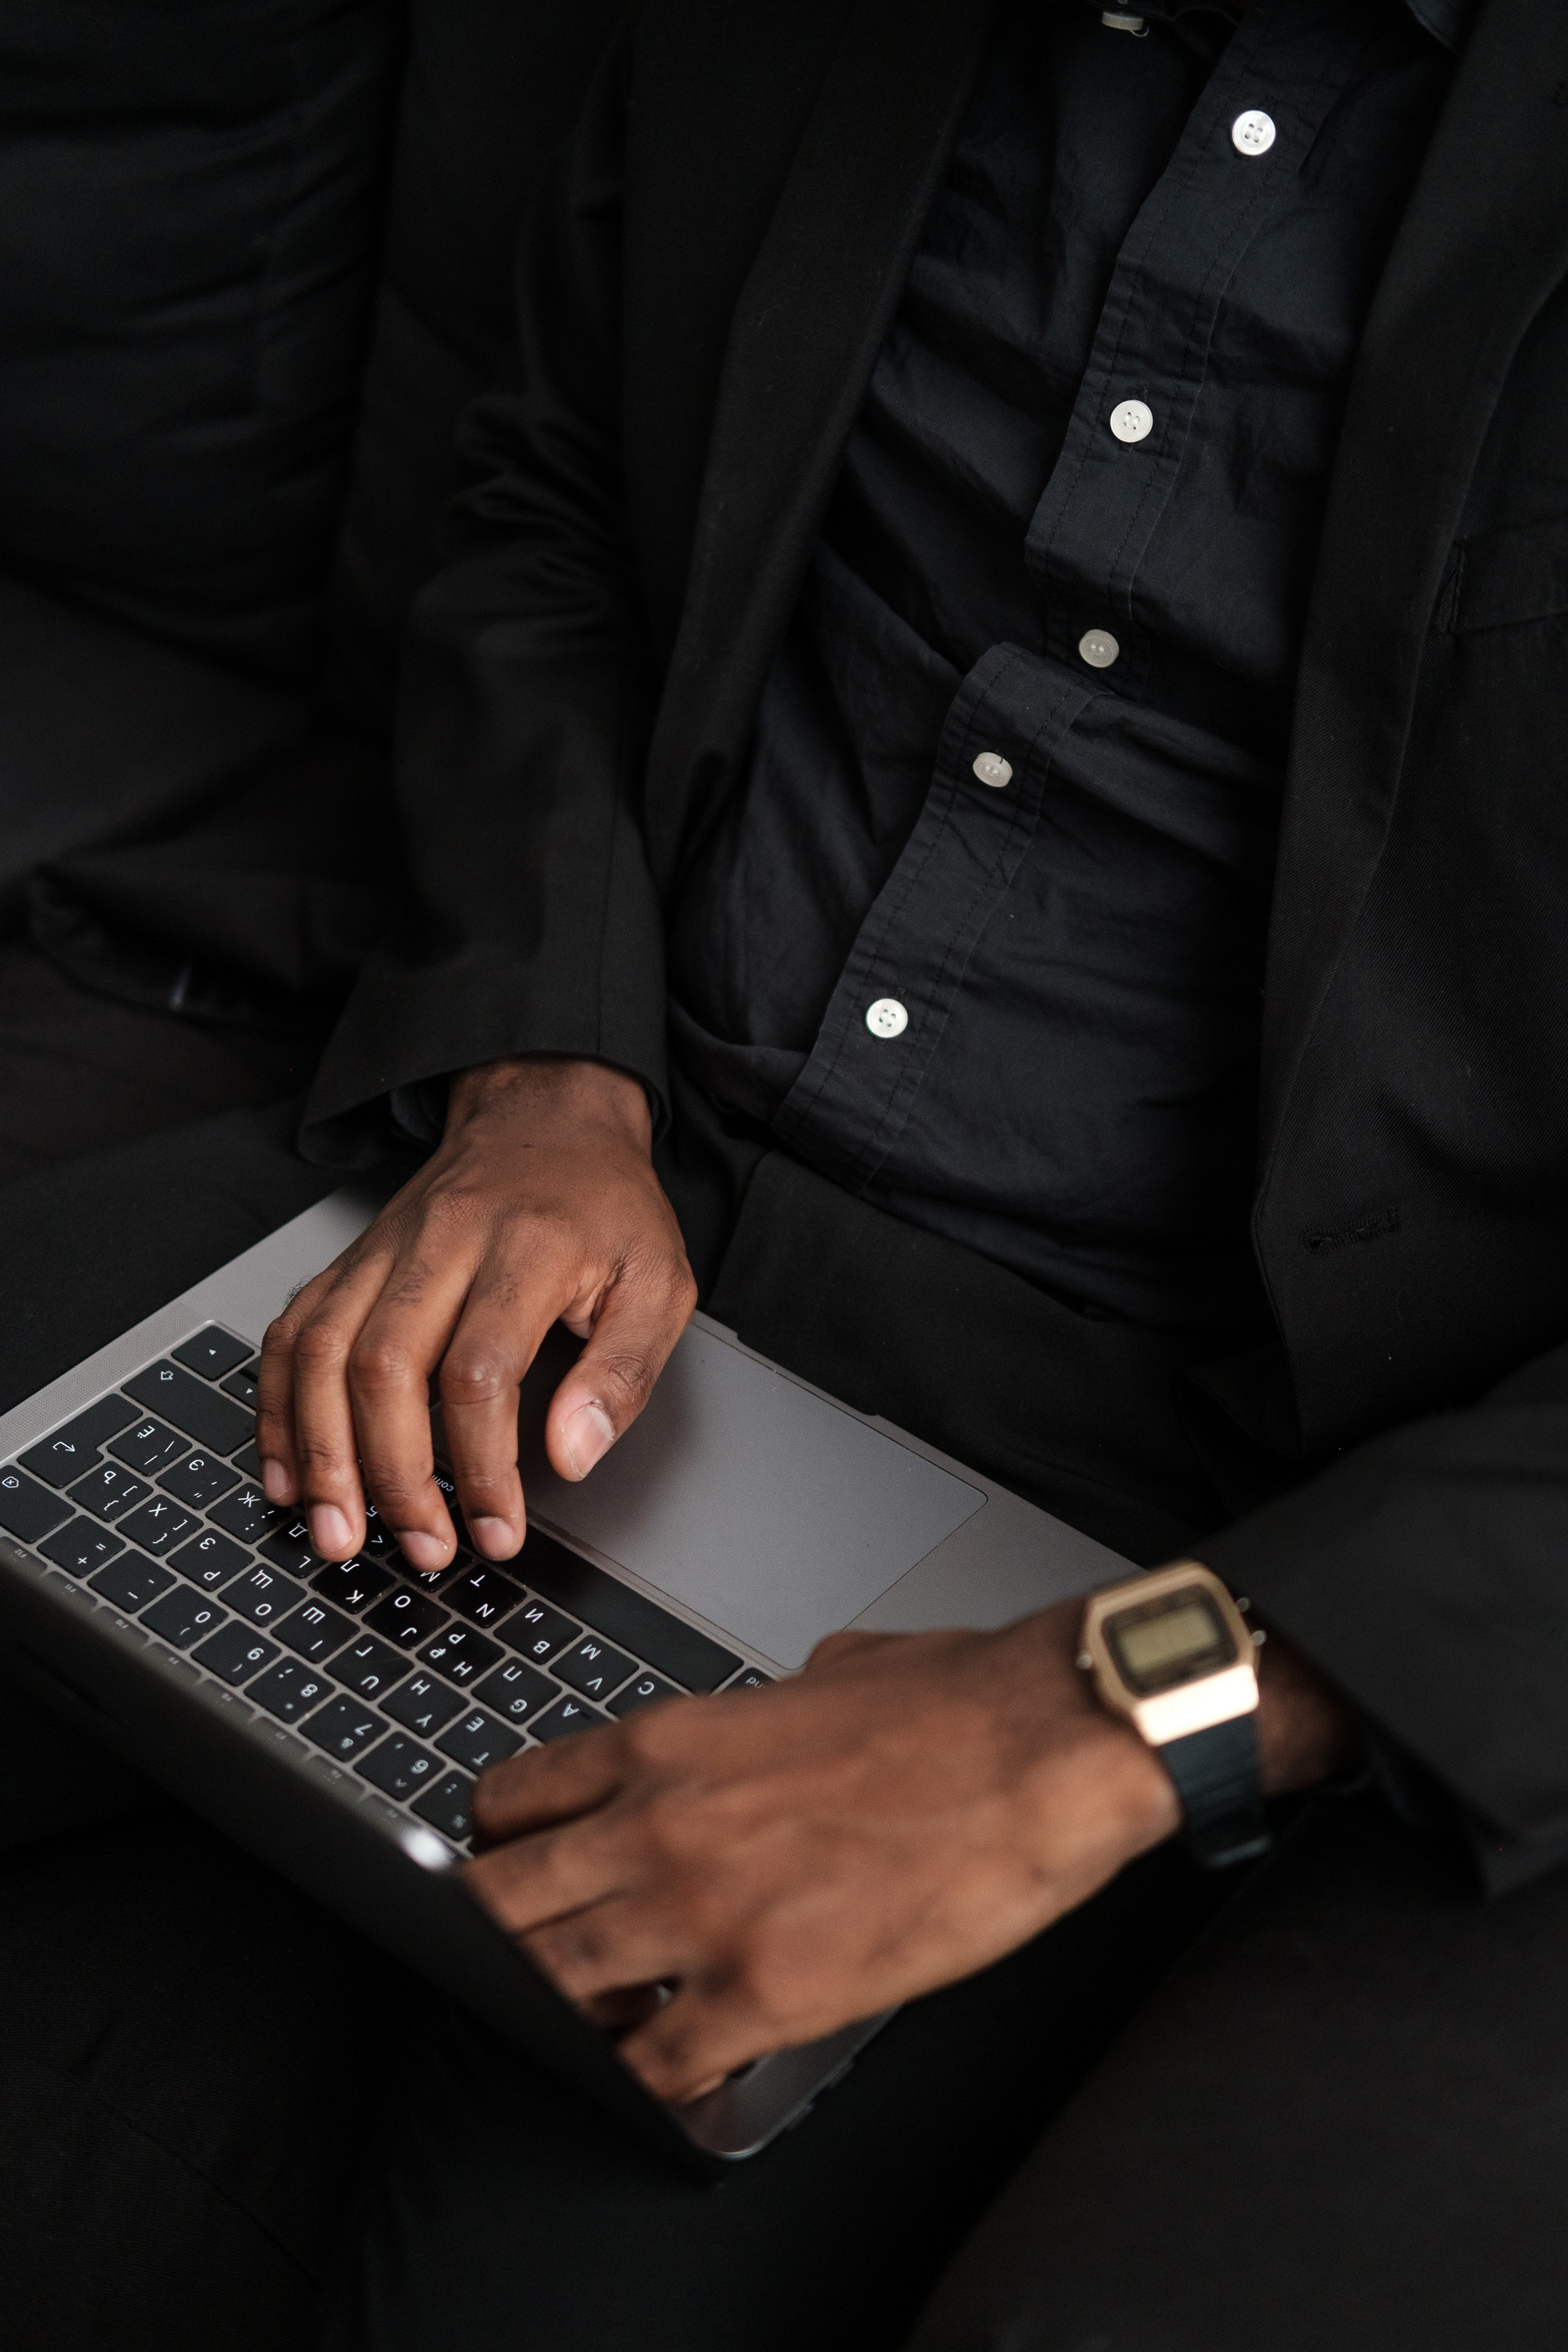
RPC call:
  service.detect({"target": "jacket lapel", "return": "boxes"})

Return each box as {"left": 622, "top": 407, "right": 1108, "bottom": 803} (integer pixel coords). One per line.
{"left": 644, "top": 0, "right": 1007, "bottom": 888}
{"left": 1259, "top": 0, "right": 1568, "bottom": 1158}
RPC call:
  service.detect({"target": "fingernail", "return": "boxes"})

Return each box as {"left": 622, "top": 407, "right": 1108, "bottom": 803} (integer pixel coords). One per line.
{"left": 260, "top": 1457, "right": 290, "bottom": 1502}
{"left": 309, "top": 1504, "right": 353, "bottom": 1559}
{"left": 397, "top": 1528, "right": 452, "bottom": 1573}
{"left": 562, "top": 1402, "right": 616, "bottom": 1480}
{"left": 470, "top": 1515, "right": 518, "bottom": 1559}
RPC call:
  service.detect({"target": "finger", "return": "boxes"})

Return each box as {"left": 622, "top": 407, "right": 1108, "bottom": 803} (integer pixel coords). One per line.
{"left": 463, "top": 1806, "right": 638, "bottom": 1941}
{"left": 347, "top": 1241, "right": 488, "bottom": 1573}
{"left": 438, "top": 1233, "right": 583, "bottom": 1560}
{"left": 267, "top": 1244, "right": 401, "bottom": 1557}
{"left": 616, "top": 1980, "right": 784, "bottom": 2107}
{"left": 544, "top": 1246, "right": 695, "bottom": 1482}
{"left": 470, "top": 1729, "right": 627, "bottom": 1844}
{"left": 255, "top": 1263, "right": 343, "bottom": 1506}
{"left": 521, "top": 1893, "right": 693, "bottom": 2008}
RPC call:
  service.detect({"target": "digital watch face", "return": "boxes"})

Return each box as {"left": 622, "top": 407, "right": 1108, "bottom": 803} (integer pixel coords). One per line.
{"left": 1104, "top": 1588, "right": 1236, "bottom": 1697}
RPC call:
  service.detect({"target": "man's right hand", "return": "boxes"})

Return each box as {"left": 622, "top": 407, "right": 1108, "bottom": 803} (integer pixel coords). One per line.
{"left": 254, "top": 1055, "right": 696, "bottom": 1571}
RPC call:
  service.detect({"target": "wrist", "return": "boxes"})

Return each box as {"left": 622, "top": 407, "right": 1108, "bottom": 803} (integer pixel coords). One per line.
{"left": 999, "top": 1606, "right": 1183, "bottom": 1875}
{"left": 447, "top": 1054, "right": 652, "bottom": 1152}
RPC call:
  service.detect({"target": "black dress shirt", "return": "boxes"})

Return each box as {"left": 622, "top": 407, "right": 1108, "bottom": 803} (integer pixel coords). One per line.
{"left": 669, "top": 0, "right": 1464, "bottom": 1335}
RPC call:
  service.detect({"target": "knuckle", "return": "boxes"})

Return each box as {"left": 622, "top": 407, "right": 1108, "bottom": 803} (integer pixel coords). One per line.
{"left": 591, "top": 1345, "right": 659, "bottom": 1414}
{"left": 637, "top": 1788, "right": 695, "bottom": 1862}
{"left": 439, "top": 1352, "right": 510, "bottom": 1410}
{"left": 348, "top": 1336, "right": 417, "bottom": 1397}
{"left": 292, "top": 1424, "right": 356, "bottom": 1478}
{"left": 292, "top": 1316, "right": 351, "bottom": 1375}
{"left": 729, "top": 1936, "right": 794, "bottom": 2024}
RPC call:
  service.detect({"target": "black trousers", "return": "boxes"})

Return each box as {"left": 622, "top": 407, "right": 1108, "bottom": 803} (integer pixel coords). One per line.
{"left": 2, "top": 1094, "right": 1567, "bottom": 2351}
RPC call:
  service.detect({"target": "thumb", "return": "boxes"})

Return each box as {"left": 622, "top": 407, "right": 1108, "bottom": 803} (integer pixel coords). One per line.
{"left": 544, "top": 1250, "right": 694, "bottom": 1483}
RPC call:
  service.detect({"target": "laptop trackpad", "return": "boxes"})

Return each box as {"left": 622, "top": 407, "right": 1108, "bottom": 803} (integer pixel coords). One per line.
{"left": 516, "top": 1324, "right": 984, "bottom": 1671}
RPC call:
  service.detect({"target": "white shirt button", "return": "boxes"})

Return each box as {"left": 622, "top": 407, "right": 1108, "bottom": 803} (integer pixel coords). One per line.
{"left": 865, "top": 997, "right": 909, "bottom": 1040}
{"left": 1078, "top": 629, "right": 1120, "bottom": 670}
{"left": 1109, "top": 399, "right": 1154, "bottom": 445}
{"left": 1232, "top": 110, "right": 1276, "bottom": 157}
{"left": 972, "top": 750, "right": 1013, "bottom": 789}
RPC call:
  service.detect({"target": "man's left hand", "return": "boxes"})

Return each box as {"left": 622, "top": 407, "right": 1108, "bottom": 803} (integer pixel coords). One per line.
{"left": 466, "top": 1599, "right": 1190, "bottom": 2101}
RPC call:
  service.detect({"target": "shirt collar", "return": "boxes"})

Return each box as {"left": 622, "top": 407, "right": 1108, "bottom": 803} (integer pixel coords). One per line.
{"left": 1088, "top": 0, "right": 1474, "bottom": 51}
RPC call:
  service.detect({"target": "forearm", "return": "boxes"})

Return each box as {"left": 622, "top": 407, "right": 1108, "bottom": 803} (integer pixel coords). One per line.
{"left": 1200, "top": 1335, "right": 1568, "bottom": 1889}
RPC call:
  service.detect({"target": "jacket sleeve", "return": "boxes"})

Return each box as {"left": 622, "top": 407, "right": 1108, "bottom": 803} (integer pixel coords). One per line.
{"left": 303, "top": 19, "right": 667, "bottom": 1166}
{"left": 1200, "top": 1341, "right": 1568, "bottom": 1895}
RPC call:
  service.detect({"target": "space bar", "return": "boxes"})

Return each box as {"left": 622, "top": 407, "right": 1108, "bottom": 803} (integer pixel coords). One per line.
{"left": 517, "top": 1530, "right": 742, "bottom": 1692}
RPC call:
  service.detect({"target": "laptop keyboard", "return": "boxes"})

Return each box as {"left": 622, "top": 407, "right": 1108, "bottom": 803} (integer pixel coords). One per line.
{"left": 0, "top": 1324, "right": 773, "bottom": 1856}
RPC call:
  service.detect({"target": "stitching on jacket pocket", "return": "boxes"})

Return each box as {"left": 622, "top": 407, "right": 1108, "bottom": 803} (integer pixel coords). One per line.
{"left": 1442, "top": 510, "right": 1568, "bottom": 634}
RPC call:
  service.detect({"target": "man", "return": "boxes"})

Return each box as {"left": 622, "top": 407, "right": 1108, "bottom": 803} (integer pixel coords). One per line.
{"left": 6, "top": 0, "right": 1568, "bottom": 2344}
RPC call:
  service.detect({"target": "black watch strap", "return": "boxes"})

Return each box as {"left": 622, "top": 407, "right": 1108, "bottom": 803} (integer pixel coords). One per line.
{"left": 1157, "top": 1712, "right": 1272, "bottom": 1869}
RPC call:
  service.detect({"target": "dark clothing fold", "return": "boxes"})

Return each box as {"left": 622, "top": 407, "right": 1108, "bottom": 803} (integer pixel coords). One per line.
{"left": 304, "top": 0, "right": 1568, "bottom": 1893}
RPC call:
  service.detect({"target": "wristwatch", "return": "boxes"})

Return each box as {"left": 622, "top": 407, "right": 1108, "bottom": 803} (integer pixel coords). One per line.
{"left": 1077, "top": 1562, "right": 1272, "bottom": 1869}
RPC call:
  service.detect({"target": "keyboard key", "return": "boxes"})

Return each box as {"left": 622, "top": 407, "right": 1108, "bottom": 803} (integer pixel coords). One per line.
{"left": 0, "top": 1468, "right": 73, "bottom": 1545}
{"left": 230, "top": 1440, "right": 262, "bottom": 1481}
{"left": 170, "top": 1528, "right": 250, "bottom": 1589}
{"left": 504, "top": 1595, "right": 580, "bottom": 1666}
{"left": 159, "top": 1450, "right": 240, "bottom": 1510}
{"left": 520, "top": 1531, "right": 742, "bottom": 1692}
{"left": 417, "top": 1623, "right": 503, "bottom": 1689}
{"left": 304, "top": 1753, "right": 362, "bottom": 1803}
{"left": 140, "top": 1588, "right": 227, "bottom": 1649}
{"left": 172, "top": 1327, "right": 252, "bottom": 1382}
{"left": 383, "top": 1671, "right": 464, "bottom": 1737}
{"left": 151, "top": 1645, "right": 204, "bottom": 1683}
{"left": 358, "top": 1733, "right": 442, "bottom": 1801}
{"left": 436, "top": 1709, "right": 524, "bottom": 1774}
{"left": 19, "top": 1396, "right": 137, "bottom": 1486}
{"left": 118, "top": 1497, "right": 200, "bottom": 1555}
{"left": 89, "top": 1553, "right": 176, "bottom": 1612}
{"left": 250, "top": 1658, "right": 333, "bottom": 1724}
{"left": 125, "top": 1363, "right": 252, "bottom": 1456}
{"left": 473, "top": 1657, "right": 556, "bottom": 1726}
{"left": 311, "top": 1557, "right": 394, "bottom": 1613}
{"left": 608, "top": 1671, "right": 683, "bottom": 1719}
{"left": 252, "top": 1721, "right": 310, "bottom": 1767}
{"left": 554, "top": 1635, "right": 637, "bottom": 1702}
{"left": 401, "top": 1553, "right": 467, "bottom": 1594}
{"left": 108, "top": 1417, "right": 190, "bottom": 1477}
{"left": 194, "top": 1621, "right": 281, "bottom": 1686}
{"left": 442, "top": 1565, "right": 523, "bottom": 1630}
{"left": 226, "top": 1563, "right": 305, "bottom": 1628}
{"left": 65, "top": 1461, "right": 151, "bottom": 1526}
{"left": 358, "top": 1504, "right": 404, "bottom": 1570}
{"left": 38, "top": 1517, "right": 126, "bottom": 1579}
{"left": 529, "top": 1693, "right": 608, "bottom": 1745}
{"left": 303, "top": 1696, "right": 385, "bottom": 1760}
{"left": 277, "top": 1599, "right": 355, "bottom": 1664}
{"left": 364, "top": 1588, "right": 448, "bottom": 1650}
{"left": 210, "top": 1486, "right": 285, "bottom": 1546}
{"left": 260, "top": 1521, "right": 329, "bottom": 1578}
{"left": 412, "top": 1769, "right": 476, "bottom": 1843}
{"left": 332, "top": 1635, "right": 408, "bottom": 1701}
{"left": 204, "top": 1687, "right": 256, "bottom": 1724}
{"left": 220, "top": 1366, "right": 259, "bottom": 1411}
{"left": 726, "top": 1668, "right": 775, "bottom": 1691}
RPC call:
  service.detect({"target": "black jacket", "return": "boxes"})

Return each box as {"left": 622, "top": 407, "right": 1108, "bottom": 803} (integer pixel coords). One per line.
{"left": 310, "top": 0, "right": 1568, "bottom": 1884}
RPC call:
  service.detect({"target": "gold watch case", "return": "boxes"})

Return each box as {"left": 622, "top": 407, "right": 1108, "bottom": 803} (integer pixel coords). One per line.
{"left": 1079, "top": 1561, "right": 1259, "bottom": 1748}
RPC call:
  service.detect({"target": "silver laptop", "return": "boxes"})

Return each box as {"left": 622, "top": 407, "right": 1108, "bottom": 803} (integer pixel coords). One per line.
{"left": 0, "top": 1186, "right": 1129, "bottom": 2167}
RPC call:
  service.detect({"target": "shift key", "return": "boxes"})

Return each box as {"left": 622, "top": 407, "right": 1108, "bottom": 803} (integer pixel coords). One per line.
{"left": 125, "top": 1363, "right": 253, "bottom": 1457}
